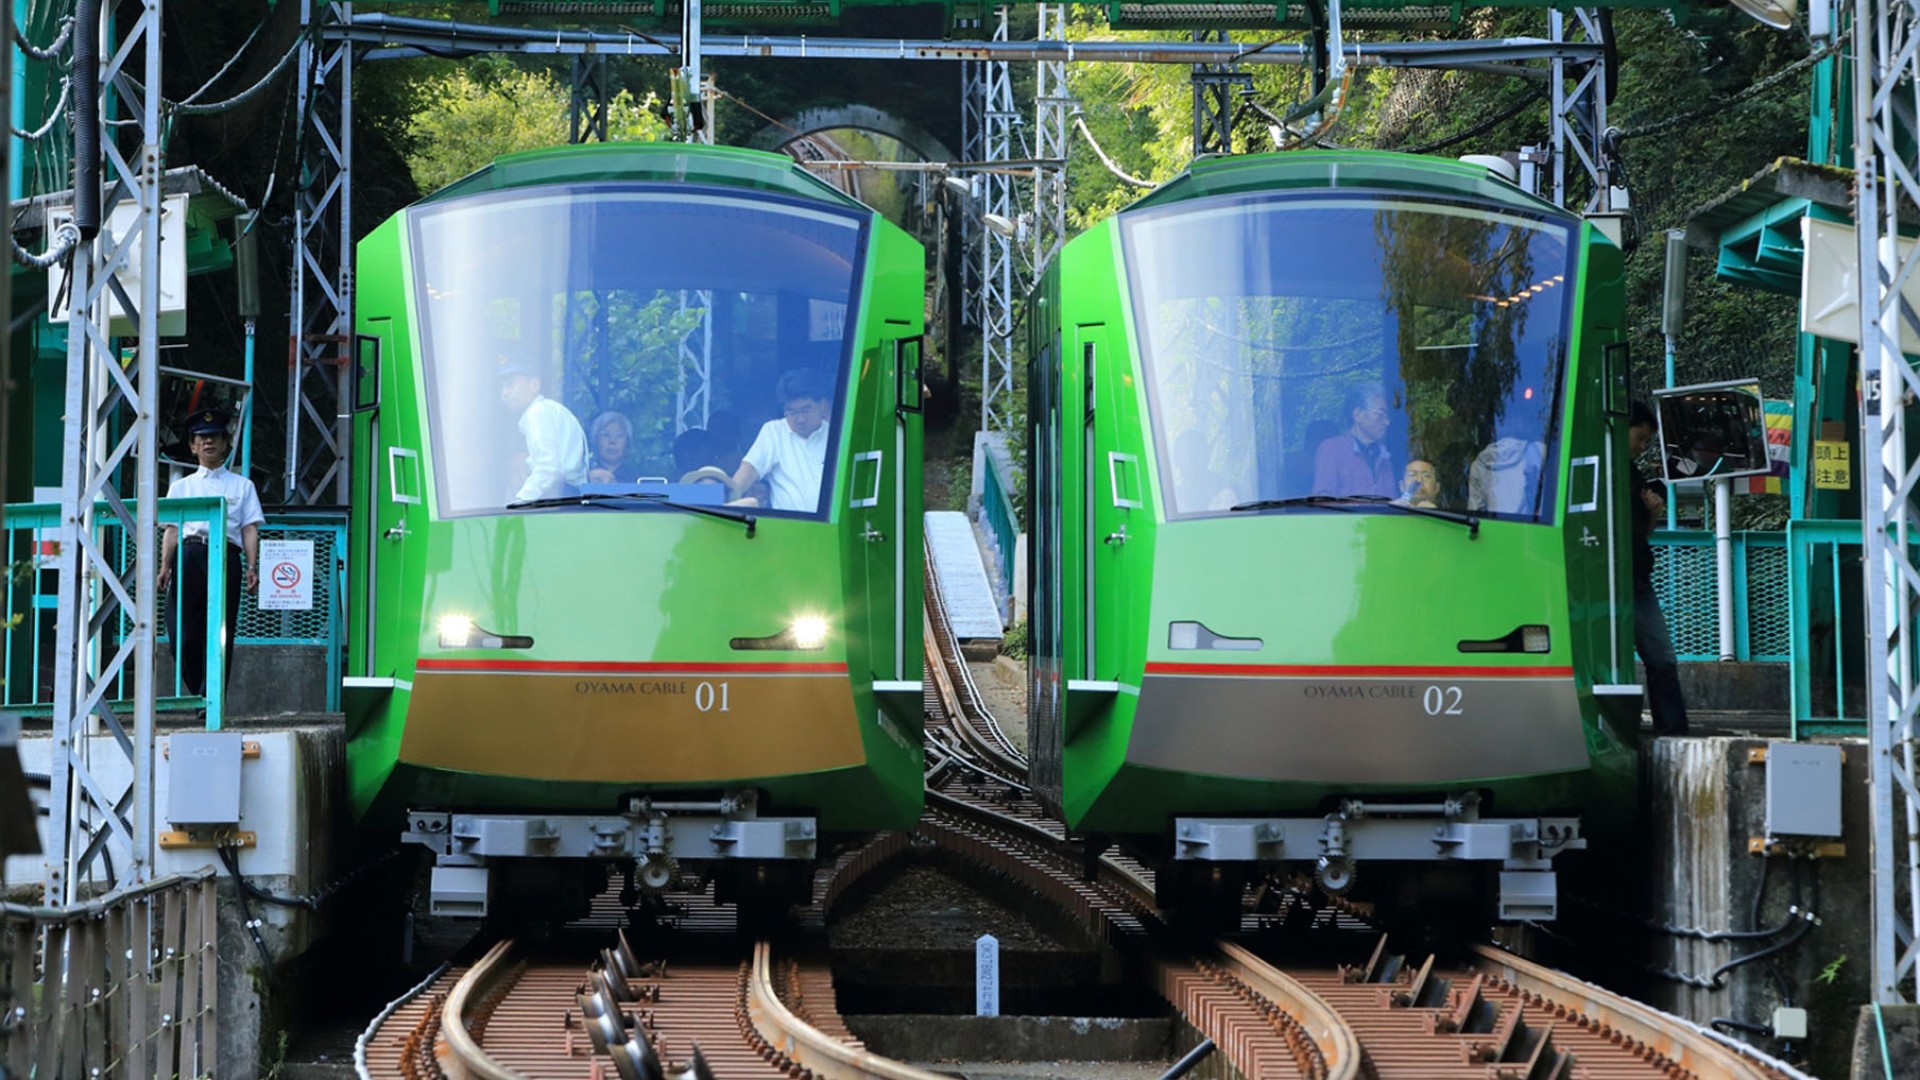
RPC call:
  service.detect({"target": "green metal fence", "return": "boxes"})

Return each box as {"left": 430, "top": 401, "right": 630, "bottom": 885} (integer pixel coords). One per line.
{"left": 1648, "top": 530, "right": 1791, "bottom": 663}
{"left": 977, "top": 435, "right": 1020, "bottom": 622}
{"left": 1787, "top": 518, "right": 1865, "bottom": 734}
{"left": 3, "top": 502, "right": 346, "bottom": 724}
{"left": 4, "top": 498, "right": 231, "bottom": 727}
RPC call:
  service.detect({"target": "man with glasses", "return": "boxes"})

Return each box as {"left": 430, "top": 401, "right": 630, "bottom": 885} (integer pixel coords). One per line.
{"left": 731, "top": 369, "right": 833, "bottom": 512}
{"left": 1312, "top": 381, "right": 1398, "bottom": 499}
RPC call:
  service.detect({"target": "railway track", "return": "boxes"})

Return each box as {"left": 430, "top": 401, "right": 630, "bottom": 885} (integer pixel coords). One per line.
{"left": 356, "top": 567, "right": 1811, "bottom": 1080}
{"left": 357, "top": 927, "right": 947, "bottom": 1080}
{"left": 920, "top": 544, "right": 1812, "bottom": 1080}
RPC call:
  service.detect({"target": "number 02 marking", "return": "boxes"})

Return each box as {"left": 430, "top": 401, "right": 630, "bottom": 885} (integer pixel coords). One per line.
{"left": 1422, "top": 685, "right": 1464, "bottom": 716}
{"left": 695, "top": 681, "right": 731, "bottom": 713}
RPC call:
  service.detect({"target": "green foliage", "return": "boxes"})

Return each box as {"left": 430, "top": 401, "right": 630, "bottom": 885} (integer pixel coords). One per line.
{"left": 403, "top": 56, "right": 668, "bottom": 195}
{"left": 1001, "top": 621, "right": 1030, "bottom": 660}
{"left": 555, "top": 292, "right": 706, "bottom": 470}
{"left": 1816, "top": 953, "right": 1847, "bottom": 986}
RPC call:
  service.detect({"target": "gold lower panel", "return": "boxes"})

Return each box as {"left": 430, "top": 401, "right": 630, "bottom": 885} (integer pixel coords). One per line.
{"left": 400, "top": 671, "right": 867, "bottom": 782}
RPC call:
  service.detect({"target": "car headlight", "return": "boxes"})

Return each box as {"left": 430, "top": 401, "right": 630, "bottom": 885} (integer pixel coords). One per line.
{"left": 437, "top": 614, "right": 532, "bottom": 650}
{"left": 730, "top": 614, "right": 831, "bottom": 651}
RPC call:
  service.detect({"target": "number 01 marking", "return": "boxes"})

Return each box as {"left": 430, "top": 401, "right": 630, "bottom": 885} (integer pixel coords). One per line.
{"left": 695, "top": 681, "right": 731, "bottom": 713}
{"left": 1422, "top": 685, "right": 1464, "bottom": 716}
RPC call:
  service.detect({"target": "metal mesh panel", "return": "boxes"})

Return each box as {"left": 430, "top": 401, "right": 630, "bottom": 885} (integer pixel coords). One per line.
{"left": 1652, "top": 543, "right": 1719, "bottom": 661}
{"left": 1745, "top": 544, "right": 1791, "bottom": 661}
{"left": 238, "top": 526, "right": 338, "bottom": 644}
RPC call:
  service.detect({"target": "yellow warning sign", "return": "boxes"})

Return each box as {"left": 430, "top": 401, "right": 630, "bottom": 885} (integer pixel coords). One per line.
{"left": 1814, "top": 440, "right": 1851, "bottom": 490}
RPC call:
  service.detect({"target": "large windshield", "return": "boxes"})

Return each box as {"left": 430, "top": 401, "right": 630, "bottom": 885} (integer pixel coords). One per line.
{"left": 1123, "top": 193, "right": 1573, "bottom": 522}
{"left": 410, "top": 184, "right": 867, "bottom": 518}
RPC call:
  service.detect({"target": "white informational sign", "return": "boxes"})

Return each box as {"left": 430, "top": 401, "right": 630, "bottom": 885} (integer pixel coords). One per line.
{"left": 1801, "top": 217, "right": 1920, "bottom": 353}
{"left": 258, "top": 539, "right": 314, "bottom": 611}
{"left": 975, "top": 933, "right": 999, "bottom": 1017}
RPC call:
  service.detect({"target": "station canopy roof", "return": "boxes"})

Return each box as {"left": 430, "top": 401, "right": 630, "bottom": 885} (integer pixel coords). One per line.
{"left": 1685, "top": 157, "right": 1857, "bottom": 296}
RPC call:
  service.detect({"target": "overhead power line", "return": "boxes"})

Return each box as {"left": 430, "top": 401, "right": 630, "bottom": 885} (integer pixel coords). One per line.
{"left": 1617, "top": 35, "right": 1847, "bottom": 142}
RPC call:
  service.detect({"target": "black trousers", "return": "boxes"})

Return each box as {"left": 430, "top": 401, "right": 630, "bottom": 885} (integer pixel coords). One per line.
{"left": 167, "top": 538, "right": 242, "bottom": 698}
{"left": 1633, "top": 576, "right": 1690, "bottom": 737}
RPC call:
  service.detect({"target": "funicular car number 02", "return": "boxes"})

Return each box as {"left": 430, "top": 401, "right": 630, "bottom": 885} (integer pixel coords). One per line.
{"left": 1423, "top": 685, "right": 1465, "bottom": 716}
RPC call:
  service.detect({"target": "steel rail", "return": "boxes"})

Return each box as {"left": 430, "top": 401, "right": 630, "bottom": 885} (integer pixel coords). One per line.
{"left": 1219, "top": 941, "right": 1363, "bottom": 1080}
{"left": 923, "top": 544, "right": 1027, "bottom": 773}
{"left": 745, "top": 940, "right": 952, "bottom": 1080}
{"left": 1470, "top": 944, "right": 1814, "bottom": 1080}
{"left": 439, "top": 939, "right": 525, "bottom": 1080}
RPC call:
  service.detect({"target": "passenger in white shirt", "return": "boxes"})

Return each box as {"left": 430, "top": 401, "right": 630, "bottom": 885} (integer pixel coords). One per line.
{"left": 731, "top": 369, "right": 834, "bottom": 513}
{"left": 158, "top": 408, "right": 265, "bottom": 701}
{"left": 498, "top": 360, "right": 588, "bottom": 504}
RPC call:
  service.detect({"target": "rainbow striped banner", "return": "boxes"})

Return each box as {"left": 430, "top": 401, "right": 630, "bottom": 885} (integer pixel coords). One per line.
{"left": 1738, "top": 399, "right": 1793, "bottom": 495}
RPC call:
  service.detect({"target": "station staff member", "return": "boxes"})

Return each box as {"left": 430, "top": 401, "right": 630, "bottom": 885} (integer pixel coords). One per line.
{"left": 158, "top": 408, "right": 264, "bottom": 699}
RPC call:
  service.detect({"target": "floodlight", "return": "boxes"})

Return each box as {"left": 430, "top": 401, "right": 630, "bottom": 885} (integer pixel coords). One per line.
{"left": 1731, "top": 0, "right": 1796, "bottom": 29}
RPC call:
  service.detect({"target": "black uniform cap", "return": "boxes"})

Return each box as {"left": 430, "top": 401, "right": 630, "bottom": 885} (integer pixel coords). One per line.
{"left": 188, "top": 408, "right": 231, "bottom": 436}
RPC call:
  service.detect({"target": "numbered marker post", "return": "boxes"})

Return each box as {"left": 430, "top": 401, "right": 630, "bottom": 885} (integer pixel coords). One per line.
{"left": 975, "top": 933, "right": 999, "bottom": 1017}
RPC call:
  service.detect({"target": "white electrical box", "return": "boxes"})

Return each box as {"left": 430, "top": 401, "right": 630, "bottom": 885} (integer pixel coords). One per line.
{"left": 1764, "top": 742, "right": 1844, "bottom": 838}
{"left": 48, "top": 193, "right": 190, "bottom": 337}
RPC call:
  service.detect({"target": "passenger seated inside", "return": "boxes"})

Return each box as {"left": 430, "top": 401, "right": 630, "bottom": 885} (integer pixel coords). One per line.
{"left": 730, "top": 368, "right": 832, "bottom": 512}
{"left": 706, "top": 410, "right": 746, "bottom": 475}
{"left": 1397, "top": 460, "right": 1439, "bottom": 508}
{"left": 1286, "top": 419, "right": 1340, "bottom": 498}
{"left": 1468, "top": 437, "right": 1545, "bottom": 514}
{"left": 1172, "top": 428, "right": 1238, "bottom": 513}
{"left": 498, "top": 358, "right": 588, "bottom": 503}
{"left": 587, "top": 412, "right": 641, "bottom": 484}
{"left": 1312, "top": 382, "right": 1396, "bottom": 498}
{"left": 675, "top": 429, "right": 731, "bottom": 487}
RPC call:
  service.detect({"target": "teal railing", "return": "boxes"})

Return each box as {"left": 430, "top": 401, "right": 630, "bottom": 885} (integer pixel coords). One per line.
{"left": 1647, "top": 530, "right": 1791, "bottom": 663}
{"left": 4, "top": 497, "right": 231, "bottom": 728}
{"left": 234, "top": 512, "right": 346, "bottom": 713}
{"left": 977, "top": 434, "right": 1020, "bottom": 622}
{"left": 1786, "top": 518, "right": 1865, "bottom": 734}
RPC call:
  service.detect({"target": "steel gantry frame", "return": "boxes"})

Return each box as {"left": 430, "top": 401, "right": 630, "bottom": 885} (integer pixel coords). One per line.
{"left": 977, "top": 8, "right": 1019, "bottom": 436}
{"left": 1191, "top": 28, "right": 1248, "bottom": 156}
{"left": 1031, "top": 3, "right": 1069, "bottom": 279}
{"left": 1854, "top": 0, "right": 1920, "bottom": 1005}
{"left": 44, "top": 0, "right": 167, "bottom": 902}
{"left": 288, "top": 0, "right": 353, "bottom": 506}
{"left": 1549, "top": 9, "right": 1613, "bottom": 213}
{"left": 958, "top": 12, "right": 985, "bottom": 329}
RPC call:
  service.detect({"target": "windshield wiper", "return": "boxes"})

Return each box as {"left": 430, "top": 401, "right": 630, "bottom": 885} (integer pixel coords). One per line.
{"left": 506, "top": 491, "right": 757, "bottom": 538}
{"left": 1230, "top": 495, "right": 1362, "bottom": 513}
{"left": 1231, "top": 493, "right": 1479, "bottom": 538}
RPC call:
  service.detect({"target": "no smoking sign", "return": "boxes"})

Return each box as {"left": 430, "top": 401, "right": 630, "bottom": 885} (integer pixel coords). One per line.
{"left": 259, "top": 539, "right": 314, "bottom": 611}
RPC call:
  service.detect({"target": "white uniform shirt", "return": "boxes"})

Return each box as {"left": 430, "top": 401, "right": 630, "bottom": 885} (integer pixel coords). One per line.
{"left": 516, "top": 395, "right": 589, "bottom": 503}
{"left": 168, "top": 465, "right": 266, "bottom": 547}
{"left": 741, "top": 418, "right": 828, "bottom": 512}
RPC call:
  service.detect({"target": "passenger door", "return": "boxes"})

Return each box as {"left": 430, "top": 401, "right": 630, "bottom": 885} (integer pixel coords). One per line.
{"left": 1079, "top": 323, "right": 1133, "bottom": 683}
{"left": 856, "top": 329, "right": 916, "bottom": 688}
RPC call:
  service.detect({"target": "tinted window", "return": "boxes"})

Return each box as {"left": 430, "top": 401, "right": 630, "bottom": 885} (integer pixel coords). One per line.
{"left": 1123, "top": 194, "right": 1573, "bottom": 522}
{"left": 409, "top": 184, "right": 867, "bottom": 518}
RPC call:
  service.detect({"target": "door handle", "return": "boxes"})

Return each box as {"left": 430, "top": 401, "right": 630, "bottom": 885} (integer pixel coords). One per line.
{"left": 383, "top": 523, "right": 409, "bottom": 542}
{"left": 1104, "top": 525, "right": 1128, "bottom": 547}
{"left": 862, "top": 523, "right": 886, "bottom": 544}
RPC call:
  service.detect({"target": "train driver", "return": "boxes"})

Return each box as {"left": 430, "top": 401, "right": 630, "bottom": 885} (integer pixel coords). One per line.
{"left": 1311, "top": 381, "right": 1397, "bottom": 498}
{"left": 498, "top": 358, "right": 588, "bottom": 503}
{"left": 730, "top": 368, "right": 831, "bottom": 512}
